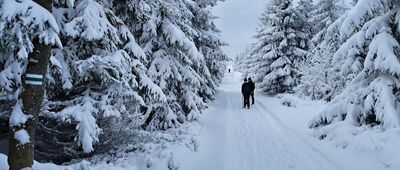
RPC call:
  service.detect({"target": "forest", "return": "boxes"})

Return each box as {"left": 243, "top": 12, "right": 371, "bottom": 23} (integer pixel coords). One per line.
{"left": 1, "top": 0, "right": 400, "bottom": 169}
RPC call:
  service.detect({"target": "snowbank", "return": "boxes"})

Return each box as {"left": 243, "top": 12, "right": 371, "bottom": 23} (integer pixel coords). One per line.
{"left": 0, "top": 154, "right": 90, "bottom": 170}
{"left": 0, "top": 122, "right": 201, "bottom": 170}
{"left": 0, "top": 153, "right": 142, "bottom": 170}
{"left": 268, "top": 94, "right": 400, "bottom": 169}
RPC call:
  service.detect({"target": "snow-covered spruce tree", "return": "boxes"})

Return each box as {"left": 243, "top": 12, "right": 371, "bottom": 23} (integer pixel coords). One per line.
{"left": 31, "top": 0, "right": 155, "bottom": 162}
{"left": 309, "top": 0, "right": 341, "bottom": 44}
{"left": 112, "top": 0, "right": 182, "bottom": 130}
{"left": 0, "top": 0, "right": 62, "bottom": 168}
{"left": 234, "top": 46, "right": 252, "bottom": 76}
{"left": 191, "top": 0, "right": 229, "bottom": 84}
{"left": 184, "top": 0, "right": 229, "bottom": 99}
{"left": 183, "top": 0, "right": 228, "bottom": 120}
{"left": 247, "top": 0, "right": 309, "bottom": 94}
{"left": 297, "top": 0, "right": 314, "bottom": 39}
{"left": 143, "top": 0, "right": 211, "bottom": 125}
{"left": 309, "top": 0, "right": 400, "bottom": 138}
{"left": 113, "top": 0, "right": 227, "bottom": 130}
{"left": 108, "top": 0, "right": 175, "bottom": 133}
{"left": 296, "top": 0, "right": 348, "bottom": 101}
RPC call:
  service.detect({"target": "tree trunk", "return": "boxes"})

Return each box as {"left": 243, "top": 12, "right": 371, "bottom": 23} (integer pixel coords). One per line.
{"left": 8, "top": 1, "right": 53, "bottom": 169}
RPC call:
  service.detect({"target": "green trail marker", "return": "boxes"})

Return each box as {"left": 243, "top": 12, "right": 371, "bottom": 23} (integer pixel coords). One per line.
{"left": 25, "top": 74, "right": 43, "bottom": 86}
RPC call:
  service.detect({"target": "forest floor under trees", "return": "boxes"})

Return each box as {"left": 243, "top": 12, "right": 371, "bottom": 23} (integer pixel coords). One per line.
{"left": 1, "top": 72, "right": 400, "bottom": 170}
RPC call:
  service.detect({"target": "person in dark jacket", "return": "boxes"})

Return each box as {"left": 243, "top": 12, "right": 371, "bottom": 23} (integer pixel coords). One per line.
{"left": 241, "top": 78, "right": 252, "bottom": 109}
{"left": 248, "top": 77, "right": 255, "bottom": 105}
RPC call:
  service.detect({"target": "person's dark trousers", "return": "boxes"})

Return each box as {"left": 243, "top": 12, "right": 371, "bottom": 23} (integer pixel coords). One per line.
{"left": 250, "top": 92, "right": 254, "bottom": 104}
{"left": 243, "top": 94, "right": 250, "bottom": 108}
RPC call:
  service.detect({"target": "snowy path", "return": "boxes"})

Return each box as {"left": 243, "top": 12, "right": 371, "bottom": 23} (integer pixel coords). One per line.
{"left": 167, "top": 72, "right": 343, "bottom": 170}
{"left": 158, "top": 71, "right": 400, "bottom": 170}
{"left": 145, "top": 71, "right": 400, "bottom": 170}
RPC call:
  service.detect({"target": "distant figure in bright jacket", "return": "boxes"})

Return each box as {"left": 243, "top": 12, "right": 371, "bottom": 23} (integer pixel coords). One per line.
{"left": 241, "top": 78, "right": 252, "bottom": 109}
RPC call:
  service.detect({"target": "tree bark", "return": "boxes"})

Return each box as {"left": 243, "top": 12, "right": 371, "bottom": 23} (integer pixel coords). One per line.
{"left": 8, "top": 1, "right": 53, "bottom": 169}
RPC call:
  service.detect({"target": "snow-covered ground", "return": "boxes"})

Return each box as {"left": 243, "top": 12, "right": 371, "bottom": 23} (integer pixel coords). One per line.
{"left": 151, "top": 71, "right": 400, "bottom": 170}
{"left": 1, "top": 71, "right": 400, "bottom": 170}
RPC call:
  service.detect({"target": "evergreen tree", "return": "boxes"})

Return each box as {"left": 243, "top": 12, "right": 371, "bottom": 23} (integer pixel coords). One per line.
{"left": 297, "top": 0, "right": 314, "bottom": 39}
{"left": 118, "top": 0, "right": 202, "bottom": 128}
{"left": 185, "top": 0, "right": 229, "bottom": 100}
{"left": 309, "top": 0, "right": 341, "bottom": 44}
{"left": 30, "top": 0, "right": 153, "bottom": 161}
{"left": 296, "top": 0, "right": 347, "bottom": 101}
{"left": 113, "top": 0, "right": 227, "bottom": 130}
{"left": 247, "top": 0, "right": 309, "bottom": 94}
{"left": 309, "top": 0, "right": 400, "bottom": 137}
{"left": 234, "top": 46, "right": 252, "bottom": 76}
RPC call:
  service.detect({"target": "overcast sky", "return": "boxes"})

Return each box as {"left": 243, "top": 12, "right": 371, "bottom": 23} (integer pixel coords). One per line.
{"left": 213, "top": 0, "right": 268, "bottom": 58}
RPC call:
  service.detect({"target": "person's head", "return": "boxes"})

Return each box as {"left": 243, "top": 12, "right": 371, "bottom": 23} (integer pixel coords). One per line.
{"left": 244, "top": 78, "right": 247, "bottom": 82}
{"left": 248, "top": 77, "right": 252, "bottom": 82}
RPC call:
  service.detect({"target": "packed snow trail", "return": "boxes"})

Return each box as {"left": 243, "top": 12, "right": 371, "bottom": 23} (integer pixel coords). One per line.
{"left": 163, "top": 72, "right": 339, "bottom": 170}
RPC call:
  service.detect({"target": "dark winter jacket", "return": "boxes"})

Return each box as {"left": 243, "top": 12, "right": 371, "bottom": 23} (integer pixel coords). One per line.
{"left": 249, "top": 81, "right": 255, "bottom": 93}
{"left": 242, "top": 82, "right": 252, "bottom": 95}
